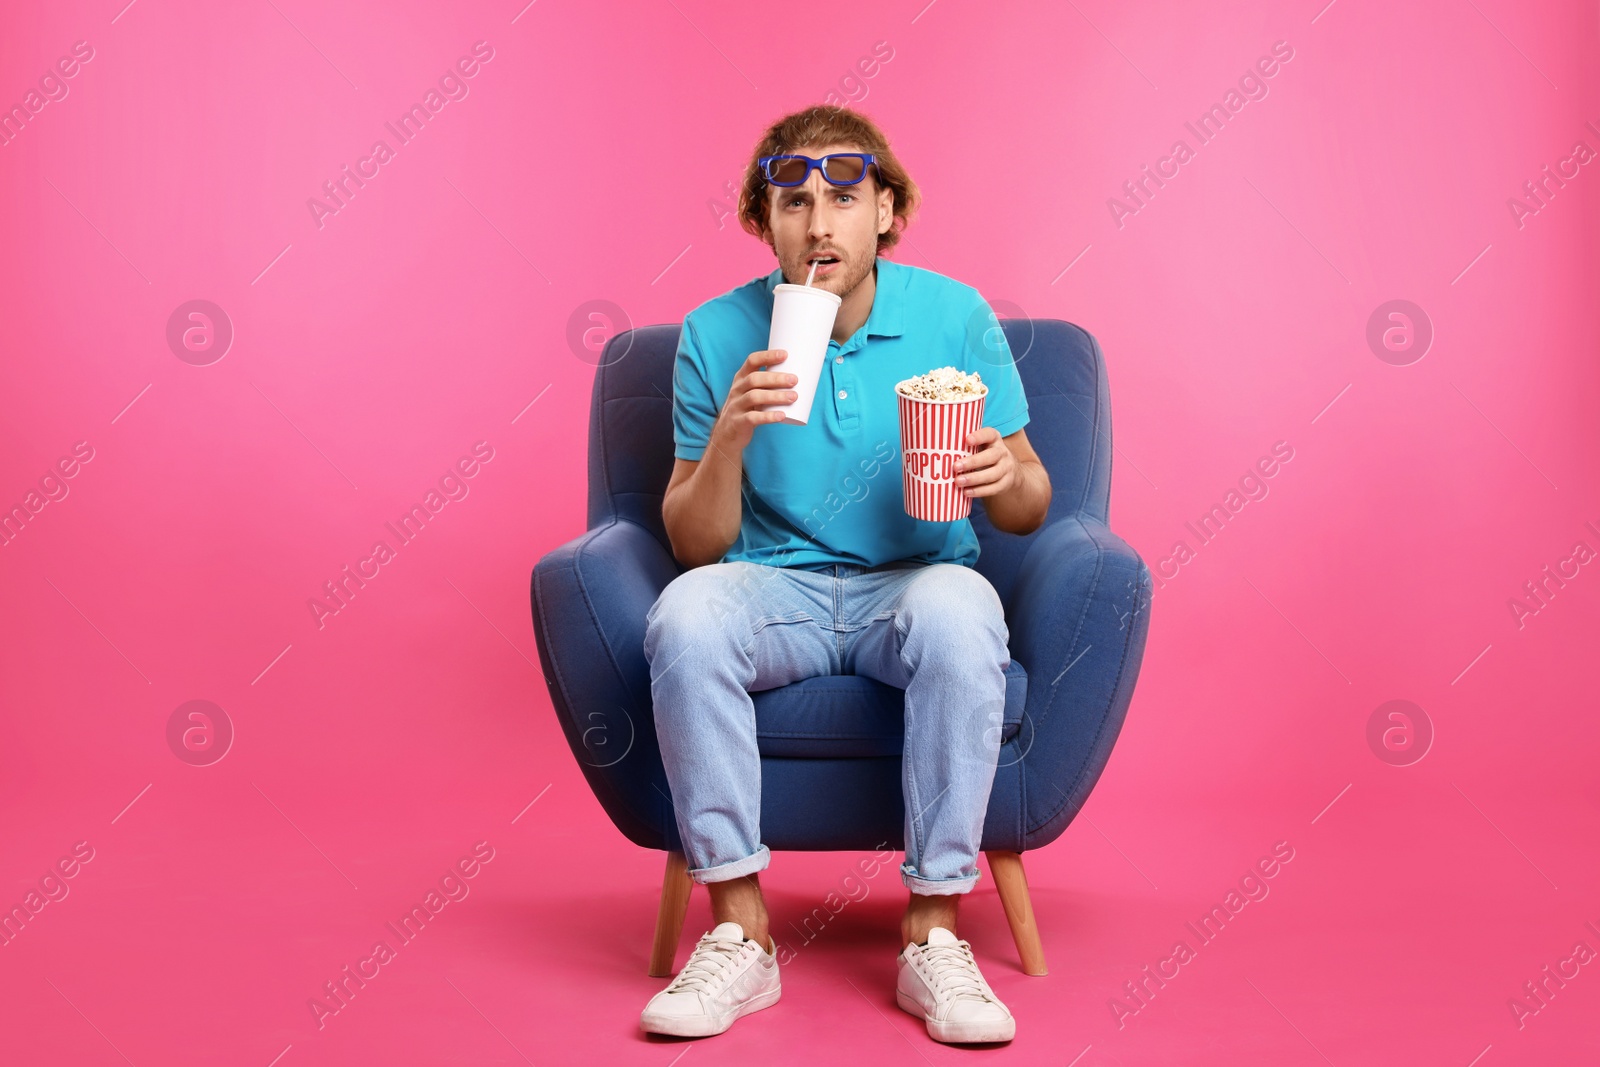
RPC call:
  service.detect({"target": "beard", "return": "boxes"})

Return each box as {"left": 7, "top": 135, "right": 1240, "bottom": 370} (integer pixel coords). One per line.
{"left": 784, "top": 244, "right": 872, "bottom": 297}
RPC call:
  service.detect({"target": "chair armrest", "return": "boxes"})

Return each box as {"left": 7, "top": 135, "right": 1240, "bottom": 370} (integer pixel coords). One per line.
{"left": 1004, "top": 514, "right": 1153, "bottom": 848}
{"left": 531, "top": 517, "right": 683, "bottom": 850}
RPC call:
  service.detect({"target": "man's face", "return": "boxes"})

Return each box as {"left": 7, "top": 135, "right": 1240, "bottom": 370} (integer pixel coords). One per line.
{"left": 761, "top": 142, "right": 893, "bottom": 297}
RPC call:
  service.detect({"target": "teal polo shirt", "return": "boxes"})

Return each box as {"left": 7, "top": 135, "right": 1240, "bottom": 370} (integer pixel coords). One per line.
{"left": 671, "top": 256, "right": 1029, "bottom": 571}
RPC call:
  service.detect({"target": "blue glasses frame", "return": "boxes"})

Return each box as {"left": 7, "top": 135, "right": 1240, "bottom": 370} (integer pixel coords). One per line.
{"left": 757, "top": 152, "right": 878, "bottom": 187}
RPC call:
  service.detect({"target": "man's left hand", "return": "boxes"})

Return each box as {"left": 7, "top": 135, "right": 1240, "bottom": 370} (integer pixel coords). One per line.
{"left": 954, "top": 426, "right": 1016, "bottom": 499}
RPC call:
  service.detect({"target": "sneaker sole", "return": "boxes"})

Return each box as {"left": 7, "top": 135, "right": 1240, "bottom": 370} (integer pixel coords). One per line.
{"left": 641, "top": 983, "right": 782, "bottom": 1038}
{"left": 895, "top": 988, "right": 1015, "bottom": 1044}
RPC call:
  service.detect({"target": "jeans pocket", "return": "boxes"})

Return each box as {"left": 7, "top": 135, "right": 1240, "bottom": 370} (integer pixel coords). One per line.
{"left": 742, "top": 610, "right": 815, "bottom": 657}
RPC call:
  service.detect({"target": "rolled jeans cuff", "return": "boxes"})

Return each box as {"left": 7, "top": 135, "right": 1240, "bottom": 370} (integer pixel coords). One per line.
{"left": 901, "top": 861, "right": 981, "bottom": 896}
{"left": 689, "top": 843, "right": 771, "bottom": 885}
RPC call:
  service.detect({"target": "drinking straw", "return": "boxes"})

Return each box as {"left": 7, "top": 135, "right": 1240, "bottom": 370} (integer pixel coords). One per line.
{"left": 805, "top": 259, "right": 818, "bottom": 287}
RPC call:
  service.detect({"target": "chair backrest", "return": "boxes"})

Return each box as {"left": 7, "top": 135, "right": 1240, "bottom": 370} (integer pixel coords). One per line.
{"left": 586, "top": 317, "right": 1114, "bottom": 611}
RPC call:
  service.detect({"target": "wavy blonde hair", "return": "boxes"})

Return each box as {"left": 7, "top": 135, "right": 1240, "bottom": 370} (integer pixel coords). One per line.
{"left": 737, "top": 104, "right": 920, "bottom": 257}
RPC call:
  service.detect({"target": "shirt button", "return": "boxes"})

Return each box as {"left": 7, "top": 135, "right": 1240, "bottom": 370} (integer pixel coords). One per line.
{"left": 838, "top": 389, "right": 848, "bottom": 399}
{"left": 835, "top": 356, "right": 843, "bottom": 364}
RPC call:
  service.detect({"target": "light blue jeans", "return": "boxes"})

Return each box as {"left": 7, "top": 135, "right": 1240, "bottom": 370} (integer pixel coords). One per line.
{"left": 643, "top": 559, "right": 1011, "bottom": 895}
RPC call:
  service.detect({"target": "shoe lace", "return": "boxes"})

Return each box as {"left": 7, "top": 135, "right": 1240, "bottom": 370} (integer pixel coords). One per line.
{"left": 665, "top": 932, "right": 749, "bottom": 995}
{"left": 921, "top": 940, "right": 995, "bottom": 1002}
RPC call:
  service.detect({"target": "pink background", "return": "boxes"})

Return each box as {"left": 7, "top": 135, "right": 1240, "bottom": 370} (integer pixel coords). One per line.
{"left": 2, "top": 0, "right": 1597, "bottom": 1063}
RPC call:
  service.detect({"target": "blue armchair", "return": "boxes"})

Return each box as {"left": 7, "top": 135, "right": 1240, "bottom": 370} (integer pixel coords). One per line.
{"left": 531, "top": 318, "right": 1152, "bottom": 977}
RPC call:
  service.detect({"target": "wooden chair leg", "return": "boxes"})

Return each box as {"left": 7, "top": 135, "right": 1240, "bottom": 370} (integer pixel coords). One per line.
{"left": 649, "top": 850, "right": 694, "bottom": 977}
{"left": 986, "top": 850, "right": 1047, "bottom": 975}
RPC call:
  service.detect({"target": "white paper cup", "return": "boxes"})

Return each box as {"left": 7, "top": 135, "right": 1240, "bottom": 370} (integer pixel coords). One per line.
{"left": 760, "top": 283, "right": 842, "bottom": 425}
{"left": 897, "top": 387, "right": 988, "bottom": 521}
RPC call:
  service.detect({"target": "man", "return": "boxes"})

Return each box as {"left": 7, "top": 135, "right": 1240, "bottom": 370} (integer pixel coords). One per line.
{"left": 640, "top": 105, "right": 1051, "bottom": 1045}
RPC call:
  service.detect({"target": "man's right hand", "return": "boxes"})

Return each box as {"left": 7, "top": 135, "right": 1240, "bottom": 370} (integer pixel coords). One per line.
{"left": 710, "top": 349, "right": 800, "bottom": 452}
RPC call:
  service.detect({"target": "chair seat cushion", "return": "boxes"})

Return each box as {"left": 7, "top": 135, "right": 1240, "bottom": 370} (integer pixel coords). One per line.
{"left": 752, "top": 660, "right": 1028, "bottom": 758}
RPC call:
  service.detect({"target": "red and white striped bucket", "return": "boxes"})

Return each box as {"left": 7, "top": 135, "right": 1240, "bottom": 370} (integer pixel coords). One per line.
{"left": 898, "top": 389, "right": 987, "bottom": 521}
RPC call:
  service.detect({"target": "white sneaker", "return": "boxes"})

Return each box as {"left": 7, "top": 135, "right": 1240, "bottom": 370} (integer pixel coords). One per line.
{"left": 896, "top": 926, "right": 1016, "bottom": 1043}
{"left": 640, "top": 921, "right": 781, "bottom": 1037}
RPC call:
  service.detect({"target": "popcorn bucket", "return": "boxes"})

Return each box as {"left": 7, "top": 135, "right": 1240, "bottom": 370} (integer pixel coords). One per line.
{"left": 897, "top": 388, "right": 987, "bottom": 521}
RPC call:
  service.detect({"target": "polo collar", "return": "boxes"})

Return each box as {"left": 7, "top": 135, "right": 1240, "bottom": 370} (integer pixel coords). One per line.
{"left": 764, "top": 255, "right": 906, "bottom": 339}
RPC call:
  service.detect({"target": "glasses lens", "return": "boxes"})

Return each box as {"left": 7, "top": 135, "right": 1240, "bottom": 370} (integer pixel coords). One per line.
{"left": 823, "top": 155, "right": 867, "bottom": 184}
{"left": 766, "top": 157, "right": 809, "bottom": 185}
